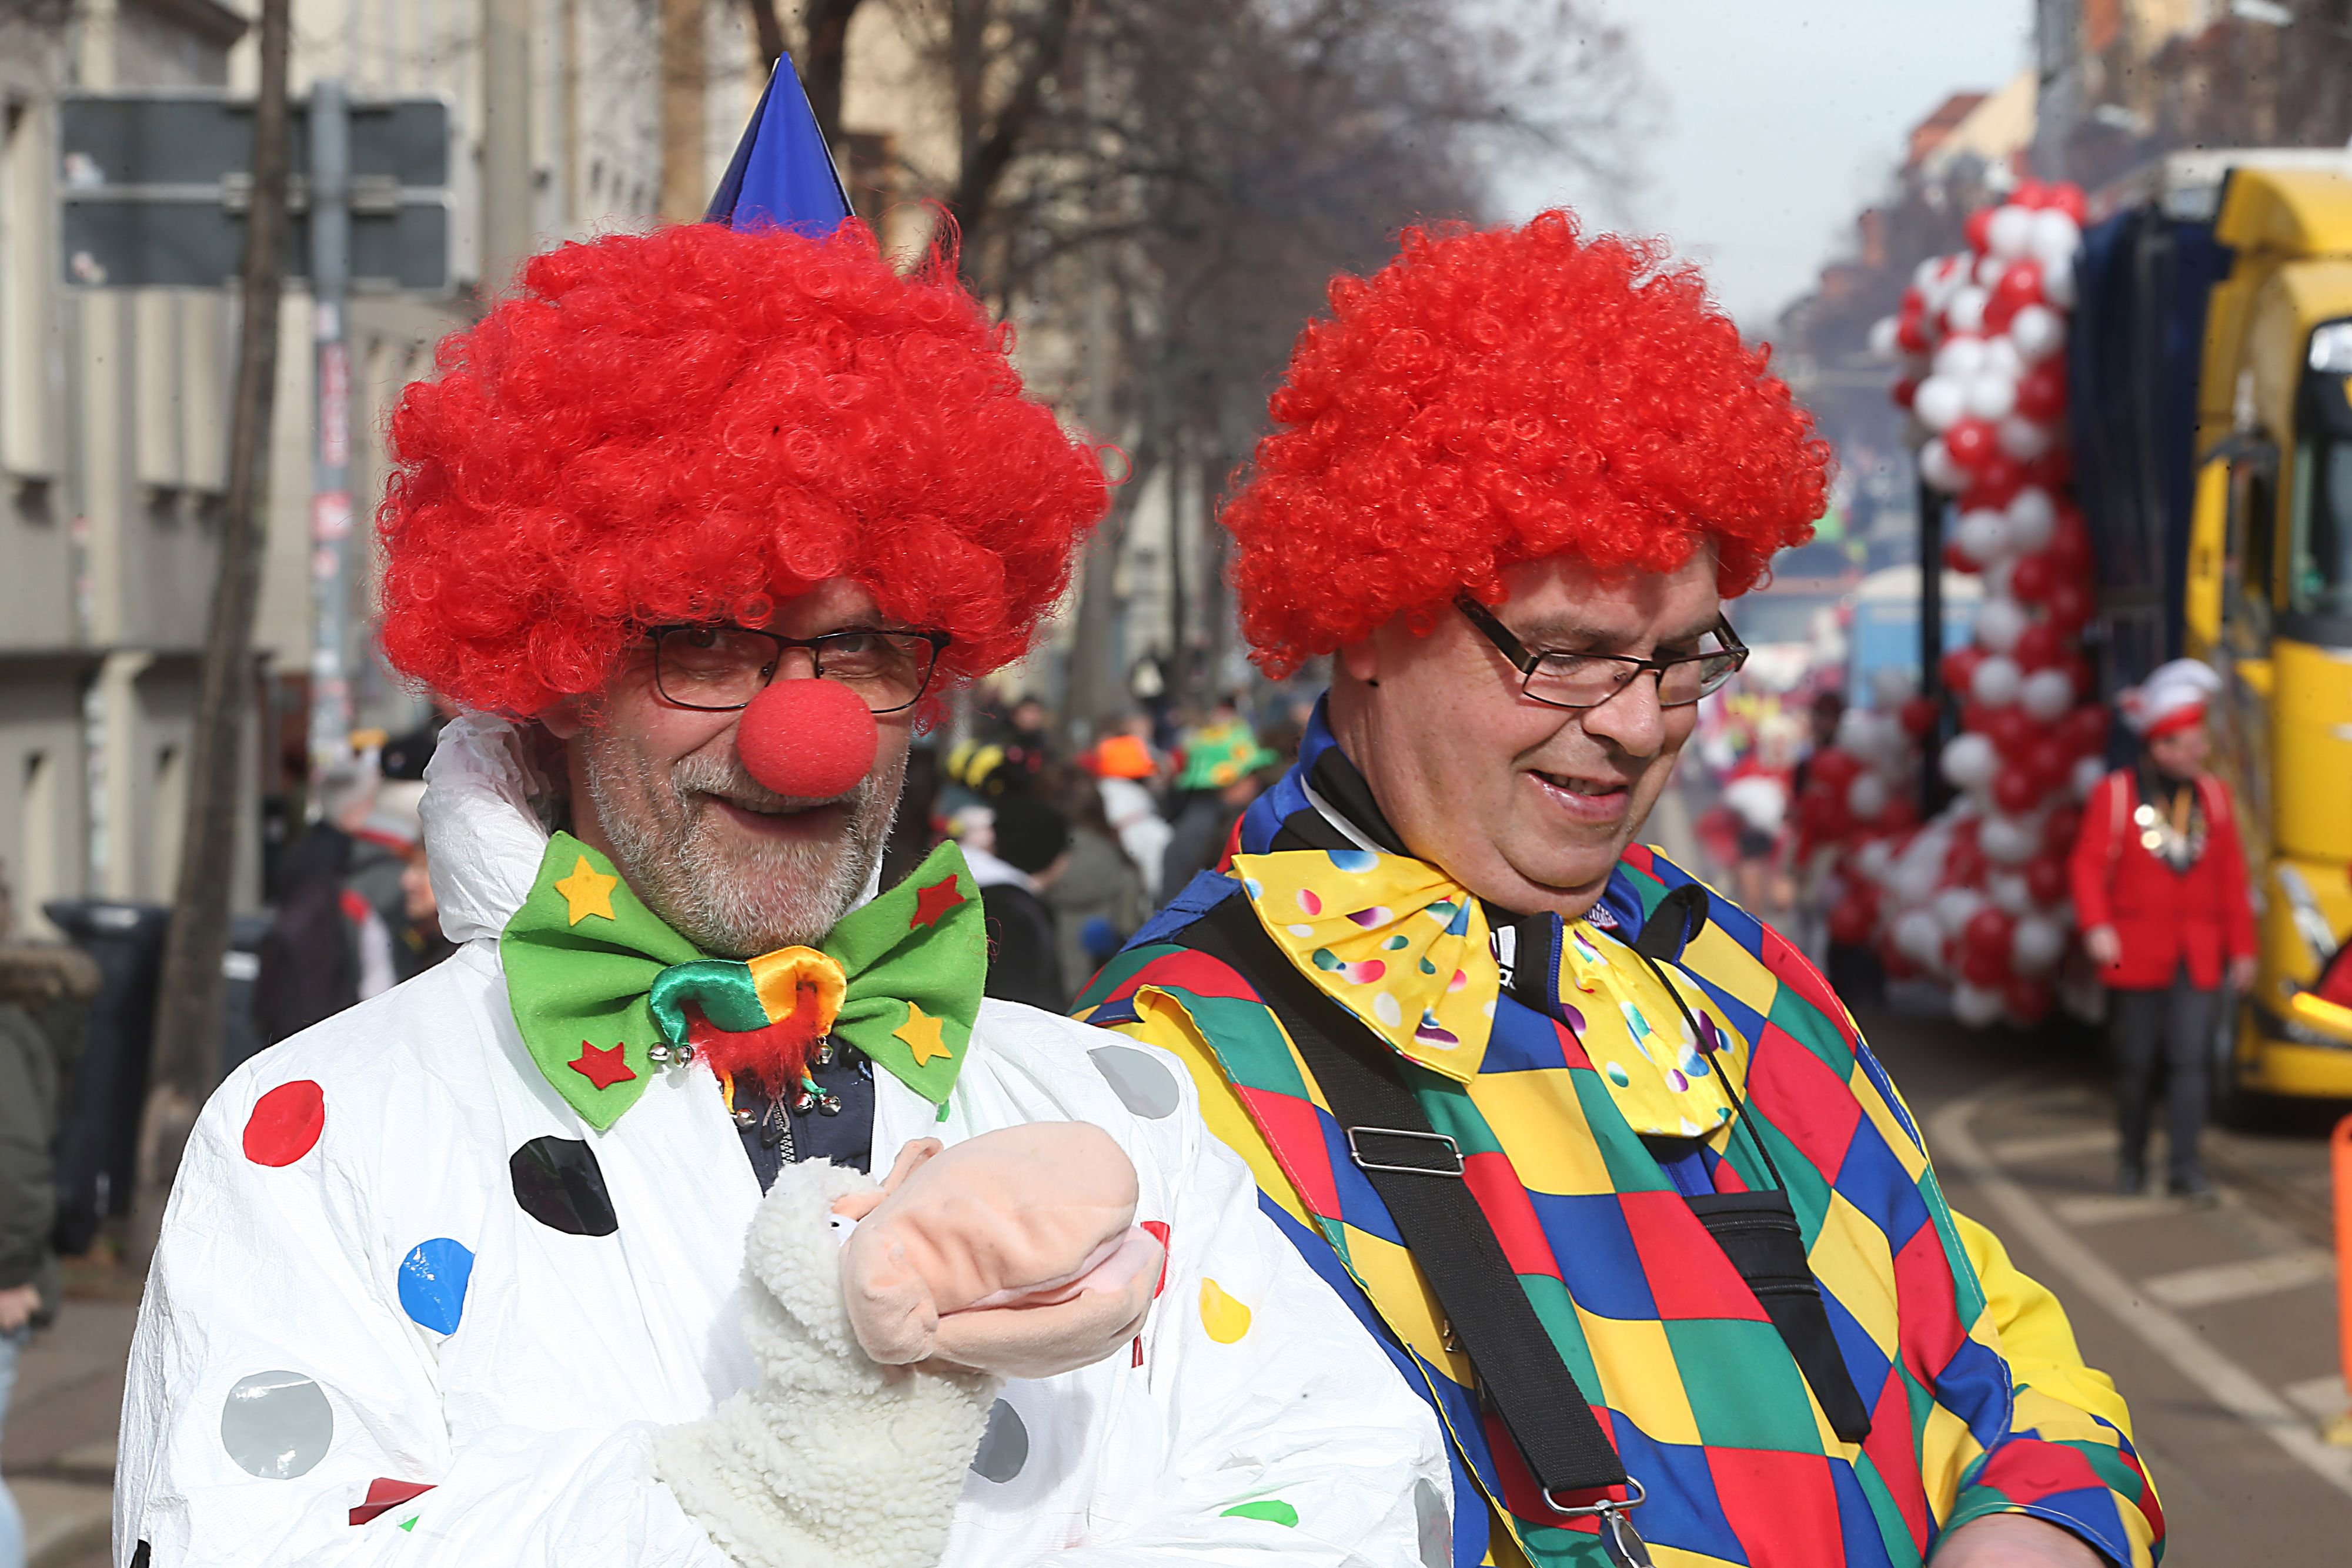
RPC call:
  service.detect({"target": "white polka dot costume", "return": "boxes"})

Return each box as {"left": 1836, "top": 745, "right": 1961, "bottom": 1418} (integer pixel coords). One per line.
{"left": 113, "top": 717, "right": 1448, "bottom": 1566}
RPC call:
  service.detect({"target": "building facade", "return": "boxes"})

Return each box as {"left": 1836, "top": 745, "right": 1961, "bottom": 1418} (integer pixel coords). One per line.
{"left": 0, "top": 0, "right": 961, "bottom": 930}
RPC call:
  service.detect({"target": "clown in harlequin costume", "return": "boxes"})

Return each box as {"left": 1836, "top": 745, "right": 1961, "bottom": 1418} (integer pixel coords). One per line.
{"left": 1077, "top": 214, "right": 2163, "bottom": 1568}
{"left": 2067, "top": 659, "right": 2256, "bottom": 1201}
{"left": 112, "top": 67, "right": 1447, "bottom": 1568}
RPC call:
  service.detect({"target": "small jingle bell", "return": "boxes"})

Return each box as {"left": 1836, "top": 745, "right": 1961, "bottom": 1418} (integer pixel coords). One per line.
{"left": 790, "top": 1088, "right": 820, "bottom": 1116}
{"left": 647, "top": 1042, "right": 674, "bottom": 1065}
{"left": 815, "top": 1091, "right": 844, "bottom": 1116}
{"left": 812, "top": 1038, "right": 837, "bottom": 1069}
{"left": 676, "top": 1042, "right": 696, "bottom": 1064}
{"left": 731, "top": 1106, "right": 758, "bottom": 1129}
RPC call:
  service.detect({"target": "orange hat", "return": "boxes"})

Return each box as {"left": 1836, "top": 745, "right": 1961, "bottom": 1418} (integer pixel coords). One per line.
{"left": 1088, "top": 735, "right": 1156, "bottom": 779}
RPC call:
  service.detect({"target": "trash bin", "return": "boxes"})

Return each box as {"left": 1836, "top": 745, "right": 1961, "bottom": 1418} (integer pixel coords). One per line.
{"left": 42, "top": 902, "right": 272, "bottom": 1253}
{"left": 219, "top": 911, "right": 271, "bottom": 1076}
{"left": 44, "top": 899, "right": 169, "bottom": 1253}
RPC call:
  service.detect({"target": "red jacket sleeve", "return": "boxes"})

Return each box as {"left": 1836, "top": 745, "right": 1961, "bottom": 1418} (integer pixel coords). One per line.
{"left": 2202, "top": 777, "right": 2259, "bottom": 963}
{"left": 2068, "top": 772, "right": 2123, "bottom": 932}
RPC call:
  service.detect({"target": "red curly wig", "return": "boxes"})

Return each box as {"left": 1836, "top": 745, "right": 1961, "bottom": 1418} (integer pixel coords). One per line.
{"left": 1222, "top": 210, "right": 1829, "bottom": 676}
{"left": 377, "top": 220, "right": 1107, "bottom": 715}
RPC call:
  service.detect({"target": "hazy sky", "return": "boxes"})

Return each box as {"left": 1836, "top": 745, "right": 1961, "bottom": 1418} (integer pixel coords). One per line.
{"left": 1494, "top": 1, "right": 2035, "bottom": 333}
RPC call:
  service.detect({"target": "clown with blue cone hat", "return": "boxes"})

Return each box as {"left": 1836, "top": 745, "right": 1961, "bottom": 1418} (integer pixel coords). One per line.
{"left": 103, "top": 34, "right": 1455, "bottom": 1568}
{"left": 706, "top": 55, "right": 854, "bottom": 233}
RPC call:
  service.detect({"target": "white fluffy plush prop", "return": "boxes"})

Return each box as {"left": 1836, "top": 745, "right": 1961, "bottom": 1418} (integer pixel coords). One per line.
{"left": 654, "top": 1160, "right": 999, "bottom": 1568}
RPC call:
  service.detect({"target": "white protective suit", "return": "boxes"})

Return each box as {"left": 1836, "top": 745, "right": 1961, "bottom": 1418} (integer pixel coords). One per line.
{"left": 115, "top": 717, "right": 1450, "bottom": 1567}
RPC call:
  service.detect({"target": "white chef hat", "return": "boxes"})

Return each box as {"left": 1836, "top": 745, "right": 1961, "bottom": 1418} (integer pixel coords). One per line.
{"left": 2120, "top": 658, "right": 2222, "bottom": 738}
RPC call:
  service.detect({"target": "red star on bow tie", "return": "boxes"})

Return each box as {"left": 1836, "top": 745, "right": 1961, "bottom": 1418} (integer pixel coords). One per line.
{"left": 910, "top": 874, "right": 965, "bottom": 931}
{"left": 569, "top": 1041, "right": 637, "bottom": 1091}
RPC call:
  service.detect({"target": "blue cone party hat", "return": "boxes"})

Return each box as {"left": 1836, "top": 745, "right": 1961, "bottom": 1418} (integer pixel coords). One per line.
{"left": 705, "top": 56, "right": 853, "bottom": 233}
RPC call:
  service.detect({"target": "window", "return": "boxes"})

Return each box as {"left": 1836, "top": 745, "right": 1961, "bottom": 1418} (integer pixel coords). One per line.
{"left": 2290, "top": 434, "right": 2352, "bottom": 622}
{"left": 2224, "top": 454, "right": 2276, "bottom": 647}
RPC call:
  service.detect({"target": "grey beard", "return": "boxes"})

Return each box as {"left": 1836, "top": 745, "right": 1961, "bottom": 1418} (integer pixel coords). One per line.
{"left": 581, "top": 734, "right": 901, "bottom": 958}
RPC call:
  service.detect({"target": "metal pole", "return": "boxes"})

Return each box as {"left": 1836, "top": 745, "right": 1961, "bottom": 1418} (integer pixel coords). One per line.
{"left": 482, "top": 0, "right": 535, "bottom": 292}
{"left": 1056, "top": 28, "right": 1123, "bottom": 749}
{"left": 306, "top": 79, "right": 354, "bottom": 787}
{"left": 1919, "top": 473, "right": 1950, "bottom": 819}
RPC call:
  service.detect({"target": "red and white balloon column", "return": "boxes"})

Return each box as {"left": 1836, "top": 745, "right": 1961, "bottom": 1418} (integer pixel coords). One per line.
{"left": 1828, "top": 181, "right": 2107, "bottom": 1028}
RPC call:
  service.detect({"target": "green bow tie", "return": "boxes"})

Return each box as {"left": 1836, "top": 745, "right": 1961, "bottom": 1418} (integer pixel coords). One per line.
{"left": 500, "top": 833, "right": 986, "bottom": 1129}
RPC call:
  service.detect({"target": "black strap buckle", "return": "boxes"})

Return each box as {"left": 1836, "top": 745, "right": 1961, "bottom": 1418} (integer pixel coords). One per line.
{"left": 1346, "top": 1125, "right": 1465, "bottom": 1177}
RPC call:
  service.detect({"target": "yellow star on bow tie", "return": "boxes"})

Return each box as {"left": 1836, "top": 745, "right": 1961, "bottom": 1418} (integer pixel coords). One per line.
{"left": 552, "top": 855, "right": 619, "bottom": 925}
{"left": 894, "top": 1000, "right": 953, "bottom": 1066}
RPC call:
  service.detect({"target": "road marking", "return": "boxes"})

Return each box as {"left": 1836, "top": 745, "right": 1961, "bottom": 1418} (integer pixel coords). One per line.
{"left": 1929, "top": 1085, "right": 2352, "bottom": 1500}
{"left": 1989, "top": 1129, "right": 2114, "bottom": 1163}
{"left": 2141, "top": 1248, "right": 2337, "bottom": 1308}
{"left": 2052, "top": 1192, "right": 2183, "bottom": 1225}
{"left": 2287, "top": 1375, "right": 2352, "bottom": 1424}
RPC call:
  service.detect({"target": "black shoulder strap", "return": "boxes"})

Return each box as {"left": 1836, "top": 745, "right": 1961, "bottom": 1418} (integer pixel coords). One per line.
{"left": 1187, "top": 894, "right": 1629, "bottom": 1499}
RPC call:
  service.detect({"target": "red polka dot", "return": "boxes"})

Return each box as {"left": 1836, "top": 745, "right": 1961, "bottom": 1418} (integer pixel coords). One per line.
{"left": 243, "top": 1081, "right": 325, "bottom": 1166}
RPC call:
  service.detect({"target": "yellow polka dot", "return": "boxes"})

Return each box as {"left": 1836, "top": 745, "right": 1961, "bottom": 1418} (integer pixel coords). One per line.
{"left": 1199, "top": 1278, "right": 1252, "bottom": 1343}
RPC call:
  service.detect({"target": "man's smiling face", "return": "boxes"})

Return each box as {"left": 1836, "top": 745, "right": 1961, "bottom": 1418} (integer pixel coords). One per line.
{"left": 1331, "top": 551, "right": 1719, "bottom": 920}
{"left": 547, "top": 579, "right": 914, "bottom": 957}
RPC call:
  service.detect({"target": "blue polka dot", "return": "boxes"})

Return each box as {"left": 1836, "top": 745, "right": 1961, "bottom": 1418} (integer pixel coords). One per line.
{"left": 397, "top": 1238, "right": 475, "bottom": 1335}
{"left": 1326, "top": 849, "right": 1379, "bottom": 874}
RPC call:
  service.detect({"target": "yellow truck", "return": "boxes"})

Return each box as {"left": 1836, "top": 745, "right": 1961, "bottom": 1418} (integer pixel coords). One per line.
{"left": 2077, "top": 151, "right": 2352, "bottom": 1107}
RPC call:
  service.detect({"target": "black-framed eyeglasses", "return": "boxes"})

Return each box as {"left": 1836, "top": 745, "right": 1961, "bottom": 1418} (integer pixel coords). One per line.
{"left": 1455, "top": 594, "right": 1747, "bottom": 711}
{"left": 647, "top": 623, "right": 952, "bottom": 716}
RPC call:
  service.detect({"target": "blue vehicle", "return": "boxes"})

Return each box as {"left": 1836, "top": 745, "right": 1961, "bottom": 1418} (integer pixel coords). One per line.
{"left": 1846, "top": 564, "right": 1981, "bottom": 706}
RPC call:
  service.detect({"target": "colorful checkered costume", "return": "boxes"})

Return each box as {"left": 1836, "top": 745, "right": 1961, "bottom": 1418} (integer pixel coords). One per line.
{"left": 1076, "top": 711, "right": 2160, "bottom": 1568}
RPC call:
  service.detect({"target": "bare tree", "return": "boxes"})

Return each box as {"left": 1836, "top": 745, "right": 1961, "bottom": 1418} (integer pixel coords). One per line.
{"left": 740, "top": 0, "right": 870, "bottom": 144}
{"left": 133, "top": 0, "right": 295, "bottom": 1260}
{"left": 914, "top": 0, "right": 1090, "bottom": 282}
{"left": 998, "top": 0, "right": 1643, "bottom": 724}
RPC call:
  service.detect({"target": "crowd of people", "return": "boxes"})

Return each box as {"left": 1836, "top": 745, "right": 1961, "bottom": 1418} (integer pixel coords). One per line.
{"left": 918, "top": 693, "right": 1296, "bottom": 1011}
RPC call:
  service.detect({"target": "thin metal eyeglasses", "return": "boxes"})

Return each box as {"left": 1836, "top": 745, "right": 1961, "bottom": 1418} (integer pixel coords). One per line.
{"left": 647, "top": 623, "right": 953, "bottom": 716}
{"left": 1454, "top": 594, "right": 1748, "bottom": 711}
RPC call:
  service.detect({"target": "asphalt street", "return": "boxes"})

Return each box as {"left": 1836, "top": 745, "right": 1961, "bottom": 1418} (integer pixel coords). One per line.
{"left": 1862, "top": 998, "right": 2352, "bottom": 1563}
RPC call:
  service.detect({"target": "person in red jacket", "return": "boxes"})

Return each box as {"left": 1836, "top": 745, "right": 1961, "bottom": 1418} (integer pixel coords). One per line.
{"left": 2069, "top": 658, "right": 2257, "bottom": 1198}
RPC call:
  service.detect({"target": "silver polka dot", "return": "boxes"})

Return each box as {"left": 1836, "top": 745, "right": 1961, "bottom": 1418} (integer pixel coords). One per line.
{"left": 970, "top": 1398, "right": 1028, "bottom": 1483}
{"left": 1414, "top": 1477, "right": 1449, "bottom": 1568}
{"left": 219, "top": 1370, "right": 333, "bottom": 1480}
{"left": 1088, "top": 1045, "right": 1180, "bottom": 1119}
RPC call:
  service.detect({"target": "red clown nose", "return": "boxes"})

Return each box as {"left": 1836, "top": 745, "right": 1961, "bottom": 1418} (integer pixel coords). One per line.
{"left": 736, "top": 678, "right": 880, "bottom": 801}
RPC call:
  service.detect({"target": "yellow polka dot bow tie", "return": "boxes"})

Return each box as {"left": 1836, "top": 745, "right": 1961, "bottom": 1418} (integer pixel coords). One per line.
{"left": 1230, "top": 849, "right": 1501, "bottom": 1083}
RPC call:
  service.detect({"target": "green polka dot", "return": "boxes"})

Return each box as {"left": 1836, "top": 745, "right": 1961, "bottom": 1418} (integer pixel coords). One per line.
{"left": 1310, "top": 948, "right": 1343, "bottom": 971}
{"left": 1605, "top": 1061, "right": 1631, "bottom": 1088}
{"left": 1222, "top": 1500, "right": 1300, "bottom": 1527}
{"left": 1383, "top": 934, "right": 1410, "bottom": 951}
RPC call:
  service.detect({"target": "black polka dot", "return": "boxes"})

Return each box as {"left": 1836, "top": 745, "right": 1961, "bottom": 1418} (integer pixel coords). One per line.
{"left": 131, "top": 1544, "right": 151, "bottom": 1567}
{"left": 509, "top": 1136, "right": 619, "bottom": 1236}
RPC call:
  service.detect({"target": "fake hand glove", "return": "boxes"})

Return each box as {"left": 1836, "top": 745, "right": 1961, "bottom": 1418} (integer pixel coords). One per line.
{"left": 837, "top": 1124, "right": 1163, "bottom": 1381}
{"left": 653, "top": 1125, "right": 1162, "bottom": 1568}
